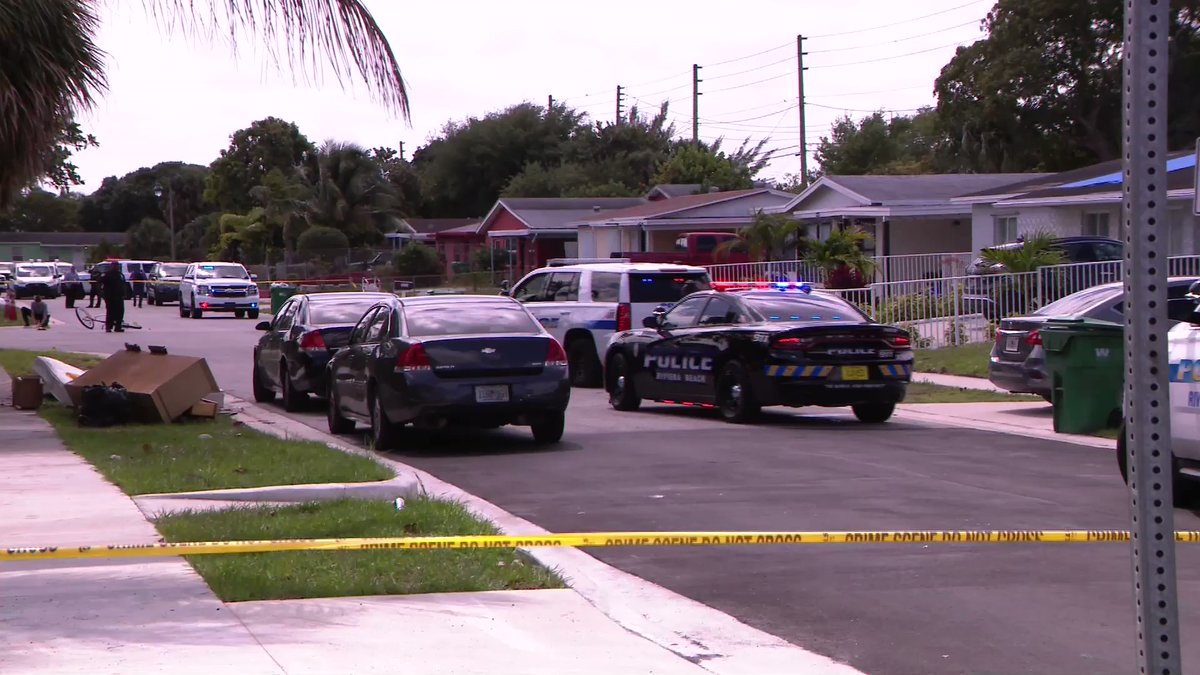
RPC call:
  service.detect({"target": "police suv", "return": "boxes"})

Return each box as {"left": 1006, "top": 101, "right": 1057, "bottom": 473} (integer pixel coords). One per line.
{"left": 1119, "top": 281, "right": 1200, "bottom": 503}
{"left": 503, "top": 259, "right": 712, "bottom": 387}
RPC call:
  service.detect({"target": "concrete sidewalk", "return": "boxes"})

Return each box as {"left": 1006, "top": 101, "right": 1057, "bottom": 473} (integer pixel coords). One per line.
{"left": 912, "top": 371, "right": 1006, "bottom": 392}
{"left": 0, "top": 397, "right": 785, "bottom": 674}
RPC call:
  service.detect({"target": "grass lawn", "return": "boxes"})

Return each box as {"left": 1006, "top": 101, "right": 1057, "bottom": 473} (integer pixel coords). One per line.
{"left": 40, "top": 404, "right": 393, "bottom": 495}
{"left": 913, "top": 342, "right": 993, "bottom": 378}
{"left": 155, "top": 498, "right": 564, "bottom": 601}
{"left": 0, "top": 349, "right": 104, "bottom": 376}
{"left": 903, "top": 382, "right": 1042, "bottom": 404}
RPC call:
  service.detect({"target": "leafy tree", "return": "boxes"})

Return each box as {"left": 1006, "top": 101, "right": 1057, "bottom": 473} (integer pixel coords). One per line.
{"left": 125, "top": 217, "right": 171, "bottom": 259}
{"left": 86, "top": 239, "right": 123, "bottom": 264}
{"left": 77, "top": 162, "right": 210, "bottom": 232}
{"left": 392, "top": 243, "right": 443, "bottom": 278}
{"left": 0, "top": 189, "right": 82, "bottom": 232}
{"left": 302, "top": 140, "right": 403, "bottom": 246}
{"left": 412, "top": 102, "right": 587, "bottom": 216}
{"left": 210, "top": 209, "right": 268, "bottom": 262}
{"left": 370, "top": 147, "right": 424, "bottom": 217}
{"left": 651, "top": 139, "right": 765, "bottom": 191}
{"left": 1, "top": 0, "right": 410, "bottom": 206}
{"left": 804, "top": 227, "right": 876, "bottom": 289}
{"left": 814, "top": 110, "right": 939, "bottom": 176}
{"left": 472, "top": 246, "right": 511, "bottom": 272}
{"left": 715, "top": 211, "right": 805, "bottom": 262}
{"left": 177, "top": 212, "right": 220, "bottom": 261}
{"left": 42, "top": 120, "right": 99, "bottom": 192}
{"left": 206, "top": 118, "right": 316, "bottom": 213}
{"left": 250, "top": 168, "right": 311, "bottom": 254}
{"left": 296, "top": 225, "right": 350, "bottom": 259}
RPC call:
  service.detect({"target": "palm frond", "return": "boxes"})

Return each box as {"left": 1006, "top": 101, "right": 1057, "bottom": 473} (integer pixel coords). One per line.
{"left": 145, "top": 0, "right": 409, "bottom": 119}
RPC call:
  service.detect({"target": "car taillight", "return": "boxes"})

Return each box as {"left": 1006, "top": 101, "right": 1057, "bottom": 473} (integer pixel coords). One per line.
{"left": 299, "top": 330, "right": 327, "bottom": 352}
{"left": 546, "top": 339, "right": 568, "bottom": 367}
{"left": 396, "top": 344, "right": 431, "bottom": 371}
{"left": 616, "top": 303, "right": 631, "bottom": 332}
{"left": 772, "top": 336, "right": 814, "bottom": 351}
{"left": 1025, "top": 330, "right": 1042, "bottom": 347}
{"left": 889, "top": 335, "right": 912, "bottom": 350}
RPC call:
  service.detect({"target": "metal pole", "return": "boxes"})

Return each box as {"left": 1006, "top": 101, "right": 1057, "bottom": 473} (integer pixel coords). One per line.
{"left": 692, "top": 64, "right": 702, "bottom": 144}
{"left": 1123, "top": 1, "right": 1181, "bottom": 673}
{"left": 615, "top": 85, "right": 624, "bottom": 125}
{"left": 797, "top": 35, "right": 808, "bottom": 187}
{"left": 167, "top": 183, "right": 176, "bottom": 261}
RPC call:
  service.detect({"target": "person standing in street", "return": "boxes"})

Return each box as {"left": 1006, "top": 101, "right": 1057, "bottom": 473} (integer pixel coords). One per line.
{"left": 87, "top": 263, "right": 103, "bottom": 308}
{"left": 129, "top": 266, "right": 147, "bottom": 308}
{"left": 62, "top": 267, "right": 80, "bottom": 308}
{"left": 102, "top": 264, "right": 126, "bottom": 332}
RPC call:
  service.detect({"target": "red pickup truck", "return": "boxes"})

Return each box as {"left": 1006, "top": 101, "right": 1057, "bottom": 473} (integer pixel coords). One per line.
{"left": 613, "top": 232, "right": 749, "bottom": 266}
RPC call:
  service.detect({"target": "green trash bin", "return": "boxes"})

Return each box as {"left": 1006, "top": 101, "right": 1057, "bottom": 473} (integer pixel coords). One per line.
{"left": 269, "top": 283, "right": 297, "bottom": 315}
{"left": 1040, "top": 318, "right": 1125, "bottom": 434}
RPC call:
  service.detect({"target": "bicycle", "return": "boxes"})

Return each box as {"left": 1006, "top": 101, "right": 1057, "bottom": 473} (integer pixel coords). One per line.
{"left": 75, "top": 306, "right": 142, "bottom": 331}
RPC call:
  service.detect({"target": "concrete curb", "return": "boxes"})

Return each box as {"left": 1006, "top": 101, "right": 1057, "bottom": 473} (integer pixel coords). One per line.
{"left": 895, "top": 405, "right": 1114, "bottom": 449}
{"left": 134, "top": 475, "right": 421, "bottom": 517}
{"left": 224, "top": 394, "right": 865, "bottom": 675}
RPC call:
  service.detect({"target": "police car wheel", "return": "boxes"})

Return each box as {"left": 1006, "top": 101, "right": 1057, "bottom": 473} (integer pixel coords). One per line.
{"left": 607, "top": 354, "right": 642, "bottom": 411}
{"left": 717, "top": 362, "right": 759, "bottom": 424}
{"left": 567, "top": 339, "right": 602, "bottom": 388}
{"left": 1117, "top": 425, "right": 1199, "bottom": 506}
{"left": 852, "top": 401, "right": 895, "bottom": 424}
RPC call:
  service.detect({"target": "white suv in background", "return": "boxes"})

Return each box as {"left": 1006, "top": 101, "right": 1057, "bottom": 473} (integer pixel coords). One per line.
{"left": 504, "top": 260, "right": 711, "bottom": 387}
{"left": 179, "top": 262, "right": 261, "bottom": 319}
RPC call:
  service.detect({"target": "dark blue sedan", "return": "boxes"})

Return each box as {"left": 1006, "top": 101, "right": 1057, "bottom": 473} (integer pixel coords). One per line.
{"left": 326, "top": 295, "right": 571, "bottom": 448}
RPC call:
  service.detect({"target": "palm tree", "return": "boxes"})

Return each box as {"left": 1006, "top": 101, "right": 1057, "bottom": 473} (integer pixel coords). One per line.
{"left": 978, "top": 230, "right": 1067, "bottom": 272}
{"left": 804, "top": 226, "right": 877, "bottom": 289}
{"left": 714, "top": 211, "right": 805, "bottom": 263}
{"left": 1, "top": 0, "right": 409, "bottom": 205}
{"left": 302, "top": 140, "right": 407, "bottom": 247}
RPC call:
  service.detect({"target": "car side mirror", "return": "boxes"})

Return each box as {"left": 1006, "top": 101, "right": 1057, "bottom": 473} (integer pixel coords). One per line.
{"left": 255, "top": 321, "right": 271, "bottom": 331}
{"left": 250, "top": 274, "right": 259, "bottom": 281}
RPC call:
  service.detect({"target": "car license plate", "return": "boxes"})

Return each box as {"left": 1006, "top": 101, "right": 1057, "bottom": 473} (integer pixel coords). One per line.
{"left": 1005, "top": 336, "right": 1020, "bottom": 352}
{"left": 475, "top": 385, "right": 510, "bottom": 403}
{"left": 841, "top": 366, "right": 869, "bottom": 381}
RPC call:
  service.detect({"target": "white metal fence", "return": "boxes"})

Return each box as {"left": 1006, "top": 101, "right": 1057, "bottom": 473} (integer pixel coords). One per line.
{"left": 705, "top": 251, "right": 974, "bottom": 285}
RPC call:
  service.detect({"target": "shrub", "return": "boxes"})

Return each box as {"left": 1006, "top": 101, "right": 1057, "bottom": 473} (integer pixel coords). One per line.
{"left": 393, "top": 243, "right": 443, "bottom": 278}
{"left": 297, "top": 226, "right": 350, "bottom": 258}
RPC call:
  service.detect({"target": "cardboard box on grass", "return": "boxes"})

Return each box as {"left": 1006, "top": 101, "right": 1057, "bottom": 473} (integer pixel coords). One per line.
{"left": 66, "top": 345, "right": 219, "bottom": 423}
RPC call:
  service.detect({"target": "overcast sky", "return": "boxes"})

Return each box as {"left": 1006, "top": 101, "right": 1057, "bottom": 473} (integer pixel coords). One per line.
{"left": 72, "top": 0, "right": 994, "bottom": 194}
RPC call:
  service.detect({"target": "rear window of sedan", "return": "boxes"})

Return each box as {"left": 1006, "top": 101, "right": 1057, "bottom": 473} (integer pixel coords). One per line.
{"left": 308, "top": 300, "right": 380, "bottom": 325}
{"left": 1035, "top": 285, "right": 1118, "bottom": 317}
{"left": 405, "top": 304, "right": 542, "bottom": 337}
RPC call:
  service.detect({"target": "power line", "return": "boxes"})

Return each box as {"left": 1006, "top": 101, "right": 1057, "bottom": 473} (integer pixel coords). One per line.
{"left": 810, "top": 39, "right": 974, "bottom": 69}
{"left": 704, "top": 55, "right": 794, "bottom": 81}
{"left": 818, "top": 84, "right": 931, "bottom": 98}
{"left": 806, "top": 19, "right": 980, "bottom": 54}
{"left": 705, "top": 69, "right": 795, "bottom": 94}
{"left": 703, "top": 40, "right": 794, "bottom": 68}
{"left": 701, "top": 103, "right": 799, "bottom": 124}
{"left": 805, "top": 0, "right": 988, "bottom": 39}
{"left": 705, "top": 98, "right": 798, "bottom": 117}
{"left": 805, "top": 101, "right": 927, "bottom": 114}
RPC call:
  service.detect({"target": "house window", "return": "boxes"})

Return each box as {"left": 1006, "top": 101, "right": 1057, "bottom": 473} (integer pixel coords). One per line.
{"left": 993, "top": 216, "right": 1018, "bottom": 244}
{"left": 1082, "top": 212, "right": 1111, "bottom": 238}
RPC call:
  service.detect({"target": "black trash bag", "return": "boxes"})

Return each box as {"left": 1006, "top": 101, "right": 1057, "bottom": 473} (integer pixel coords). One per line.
{"left": 79, "top": 382, "right": 131, "bottom": 427}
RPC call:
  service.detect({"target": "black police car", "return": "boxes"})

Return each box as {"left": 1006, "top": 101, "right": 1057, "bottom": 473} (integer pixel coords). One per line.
{"left": 603, "top": 281, "right": 914, "bottom": 423}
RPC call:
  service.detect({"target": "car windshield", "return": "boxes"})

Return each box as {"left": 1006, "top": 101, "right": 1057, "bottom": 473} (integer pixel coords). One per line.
{"left": 195, "top": 265, "right": 249, "bottom": 280}
{"left": 743, "top": 294, "right": 868, "bottom": 322}
{"left": 1035, "top": 285, "right": 1119, "bottom": 317}
{"left": 628, "top": 272, "right": 712, "bottom": 303}
{"left": 158, "top": 264, "right": 188, "bottom": 277}
{"left": 16, "top": 265, "right": 51, "bottom": 277}
{"left": 405, "top": 303, "right": 540, "bottom": 337}
{"left": 308, "top": 299, "right": 381, "bottom": 325}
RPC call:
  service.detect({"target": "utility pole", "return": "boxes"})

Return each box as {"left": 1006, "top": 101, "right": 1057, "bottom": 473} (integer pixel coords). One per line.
{"left": 547, "top": 94, "right": 554, "bottom": 113}
{"left": 615, "top": 85, "right": 625, "bottom": 124}
{"left": 398, "top": 141, "right": 405, "bottom": 161}
{"left": 692, "top": 64, "right": 702, "bottom": 144}
{"left": 797, "top": 35, "right": 809, "bottom": 187}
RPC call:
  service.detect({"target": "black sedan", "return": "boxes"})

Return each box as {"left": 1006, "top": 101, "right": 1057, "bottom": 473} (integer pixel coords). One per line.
{"left": 326, "top": 295, "right": 571, "bottom": 448}
{"left": 989, "top": 276, "right": 1200, "bottom": 398}
{"left": 253, "top": 291, "right": 397, "bottom": 411}
{"left": 603, "top": 283, "right": 914, "bottom": 423}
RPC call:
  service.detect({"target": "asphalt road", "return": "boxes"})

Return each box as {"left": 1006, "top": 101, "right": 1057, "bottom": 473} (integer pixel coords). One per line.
{"left": 14, "top": 301, "right": 1200, "bottom": 675}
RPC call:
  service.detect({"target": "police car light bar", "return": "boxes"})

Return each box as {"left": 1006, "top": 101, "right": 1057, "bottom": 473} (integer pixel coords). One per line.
{"left": 712, "top": 280, "right": 813, "bottom": 293}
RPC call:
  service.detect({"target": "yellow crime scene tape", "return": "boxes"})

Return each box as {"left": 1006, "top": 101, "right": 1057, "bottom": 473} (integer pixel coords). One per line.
{"left": 6, "top": 530, "right": 1200, "bottom": 562}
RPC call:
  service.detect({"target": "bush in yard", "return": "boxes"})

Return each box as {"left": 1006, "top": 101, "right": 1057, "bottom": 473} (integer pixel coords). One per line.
{"left": 393, "top": 243, "right": 443, "bottom": 279}
{"left": 472, "top": 246, "right": 511, "bottom": 272}
{"left": 296, "top": 226, "right": 350, "bottom": 261}
{"left": 872, "top": 292, "right": 958, "bottom": 324}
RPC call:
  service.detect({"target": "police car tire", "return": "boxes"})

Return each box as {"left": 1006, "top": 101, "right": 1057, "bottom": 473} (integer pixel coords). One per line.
{"left": 852, "top": 401, "right": 895, "bottom": 424}
{"left": 567, "top": 338, "right": 602, "bottom": 388}
{"left": 717, "top": 362, "right": 760, "bottom": 424}
{"left": 530, "top": 410, "right": 565, "bottom": 443}
{"left": 607, "top": 353, "right": 642, "bottom": 411}
{"left": 251, "top": 358, "right": 276, "bottom": 403}
{"left": 1117, "top": 426, "right": 1198, "bottom": 506}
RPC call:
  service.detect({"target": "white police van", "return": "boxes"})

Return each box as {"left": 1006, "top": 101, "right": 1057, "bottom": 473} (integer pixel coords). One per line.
{"left": 504, "top": 259, "right": 712, "bottom": 387}
{"left": 1119, "top": 281, "right": 1200, "bottom": 503}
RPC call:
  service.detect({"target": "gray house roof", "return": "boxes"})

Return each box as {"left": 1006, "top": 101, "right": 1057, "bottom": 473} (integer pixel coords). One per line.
{"left": 826, "top": 174, "right": 1047, "bottom": 205}
{"left": 488, "top": 197, "right": 648, "bottom": 233}
{"left": 0, "top": 232, "right": 126, "bottom": 246}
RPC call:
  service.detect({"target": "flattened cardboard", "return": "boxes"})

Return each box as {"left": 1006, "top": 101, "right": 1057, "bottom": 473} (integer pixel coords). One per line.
{"left": 12, "top": 376, "right": 43, "bottom": 410}
{"left": 189, "top": 399, "right": 218, "bottom": 418}
{"left": 66, "top": 349, "right": 218, "bottom": 423}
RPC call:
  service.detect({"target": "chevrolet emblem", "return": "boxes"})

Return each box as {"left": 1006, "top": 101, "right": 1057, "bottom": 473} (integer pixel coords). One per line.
{"left": 481, "top": 347, "right": 496, "bottom": 354}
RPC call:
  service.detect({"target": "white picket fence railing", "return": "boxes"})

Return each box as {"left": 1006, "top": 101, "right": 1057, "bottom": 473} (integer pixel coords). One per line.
{"left": 762, "top": 254, "right": 1200, "bottom": 350}
{"left": 705, "top": 252, "right": 974, "bottom": 285}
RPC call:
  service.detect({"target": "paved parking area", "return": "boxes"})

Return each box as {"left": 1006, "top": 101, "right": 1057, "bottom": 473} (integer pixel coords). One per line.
{"left": 10, "top": 302, "right": 1200, "bottom": 674}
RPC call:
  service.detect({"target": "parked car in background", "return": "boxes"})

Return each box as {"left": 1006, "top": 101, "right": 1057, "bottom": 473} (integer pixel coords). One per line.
{"left": 11, "top": 262, "right": 60, "bottom": 298}
{"left": 179, "top": 262, "right": 260, "bottom": 319}
{"left": 252, "top": 291, "right": 396, "bottom": 411}
{"left": 966, "top": 236, "right": 1124, "bottom": 275}
{"left": 989, "top": 276, "right": 1200, "bottom": 399}
{"left": 326, "top": 295, "right": 571, "bottom": 448}
{"left": 613, "top": 232, "right": 750, "bottom": 266}
{"left": 147, "top": 262, "right": 189, "bottom": 305}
